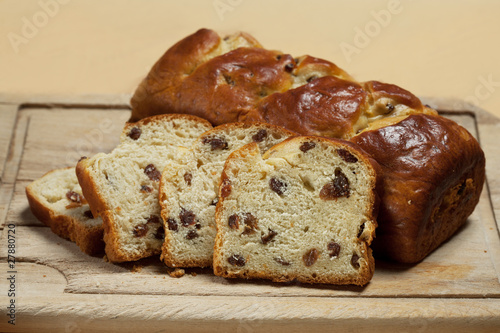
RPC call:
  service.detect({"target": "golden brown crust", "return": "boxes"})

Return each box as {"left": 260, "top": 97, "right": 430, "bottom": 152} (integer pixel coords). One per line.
{"left": 130, "top": 29, "right": 224, "bottom": 122}
{"left": 130, "top": 28, "right": 262, "bottom": 123}
{"left": 293, "top": 55, "right": 354, "bottom": 81}
{"left": 352, "top": 114, "right": 485, "bottom": 263}
{"left": 363, "top": 80, "right": 424, "bottom": 111}
{"left": 129, "top": 29, "right": 370, "bottom": 134}
{"left": 26, "top": 168, "right": 104, "bottom": 256}
{"left": 175, "top": 47, "right": 296, "bottom": 124}
{"left": 254, "top": 77, "right": 368, "bottom": 139}
{"left": 129, "top": 29, "right": 430, "bottom": 140}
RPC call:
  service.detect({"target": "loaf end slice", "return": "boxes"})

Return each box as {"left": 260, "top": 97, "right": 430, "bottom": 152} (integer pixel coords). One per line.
{"left": 159, "top": 122, "right": 295, "bottom": 268}
{"left": 76, "top": 114, "right": 212, "bottom": 262}
{"left": 213, "top": 136, "right": 379, "bottom": 285}
{"left": 26, "top": 167, "right": 104, "bottom": 256}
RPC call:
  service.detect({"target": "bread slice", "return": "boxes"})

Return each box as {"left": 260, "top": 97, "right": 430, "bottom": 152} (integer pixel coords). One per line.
{"left": 159, "top": 122, "right": 295, "bottom": 267}
{"left": 25, "top": 167, "right": 104, "bottom": 255}
{"left": 213, "top": 136, "right": 379, "bottom": 285}
{"left": 76, "top": 114, "right": 213, "bottom": 262}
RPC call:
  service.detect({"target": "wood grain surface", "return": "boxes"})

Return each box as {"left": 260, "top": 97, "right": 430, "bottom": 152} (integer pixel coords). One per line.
{"left": 0, "top": 97, "right": 499, "bottom": 332}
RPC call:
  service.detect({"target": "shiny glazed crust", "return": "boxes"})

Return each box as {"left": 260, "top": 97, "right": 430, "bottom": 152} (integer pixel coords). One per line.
{"left": 352, "top": 114, "right": 486, "bottom": 263}
{"left": 130, "top": 28, "right": 431, "bottom": 139}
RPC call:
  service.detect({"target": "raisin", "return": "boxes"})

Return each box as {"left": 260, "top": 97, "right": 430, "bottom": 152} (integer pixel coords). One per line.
{"left": 144, "top": 164, "right": 161, "bottom": 181}
{"left": 228, "top": 214, "right": 240, "bottom": 229}
{"left": 179, "top": 208, "right": 196, "bottom": 227}
{"left": 128, "top": 127, "right": 142, "bottom": 140}
{"left": 202, "top": 136, "right": 229, "bottom": 151}
{"left": 261, "top": 229, "right": 277, "bottom": 244}
{"left": 252, "top": 129, "right": 268, "bottom": 142}
{"left": 65, "top": 190, "right": 87, "bottom": 208}
{"left": 299, "top": 141, "right": 315, "bottom": 153}
{"left": 274, "top": 257, "right": 290, "bottom": 266}
{"left": 457, "top": 180, "right": 467, "bottom": 196}
{"left": 284, "top": 63, "right": 294, "bottom": 72}
{"left": 336, "top": 149, "right": 358, "bottom": 163}
{"left": 195, "top": 223, "right": 201, "bottom": 230}
{"left": 351, "top": 254, "right": 360, "bottom": 269}
{"left": 83, "top": 210, "right": 94, "bottom": 219}
{"left": 133, "top": 224, "right": 148, "bottom": 237}
{"left": 184, "top": 172, "right": 193, "bottom": 186}
{"left": 147, "top": 215, "right": 161, "bottom": 225}
{"left": 220, "top": 178, "right": 232, "bottom": 198}
{"left": 303, "top": 248, "right": 319, "bottom": 267}
{"left": 140, "top": 185, "right": 153, "bottom": 193}
{"left": 227, "top": 254, "right": 246, "bottom": 267}
{"left": 210, "top": 197, "right": 219, "bottom": 206}
{"left": 167, "top": 218, "right": 178, "bottom": 231}
{"left": 186, "top": 230, "right": 199, "bottom": 240}
{"left": 357, "top": 223, "right": 365, "bottom": 238}
{"left": 269, "top": 177, "right": 287, "bottom": 195}
{"left": 241, "top": 213, "right": 258, "bottom": 235}
{"left": 327, "top": 241, "right": 341, "bottom": 257}
{"left": 66, "top": 190, "right": 83, "bottom": 203}
{"left": 319, "top": 168, "right": 350, "bottom": 200}
{"left": 306, "top": 75, "right": 318, "bottom": 83}
{"left": 155, "top": 226, "right": 165, "bottom": 240}
{"left": 223, "top": 74, "right": 235, "bottom": 86}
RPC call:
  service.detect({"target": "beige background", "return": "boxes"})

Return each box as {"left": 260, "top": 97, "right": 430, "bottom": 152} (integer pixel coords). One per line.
{"left": 1, "top": 0, "right": 499, "bottom": 118}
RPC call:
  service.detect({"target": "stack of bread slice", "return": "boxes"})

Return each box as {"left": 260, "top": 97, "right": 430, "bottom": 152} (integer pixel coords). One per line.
{"left": 27, "top": 113, "right": 380, "bottom": 285}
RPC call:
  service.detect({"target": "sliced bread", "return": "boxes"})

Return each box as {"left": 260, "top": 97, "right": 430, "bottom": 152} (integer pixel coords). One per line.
{"left": 26, "top": 167, "right": 104, "bottom": 255}
{"left": 213, "top": 136, "right": 379, "bottom": 285}
{"left": 159, "top": 122, "right": 295, "bottom": 267}
{"left": 76, "top": 114, "right": 212, "bottom": 262}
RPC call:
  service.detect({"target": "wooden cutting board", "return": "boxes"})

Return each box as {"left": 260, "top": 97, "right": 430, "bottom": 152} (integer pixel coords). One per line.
{"left": 0, "top": 96, "right": 499, "bottom": 332}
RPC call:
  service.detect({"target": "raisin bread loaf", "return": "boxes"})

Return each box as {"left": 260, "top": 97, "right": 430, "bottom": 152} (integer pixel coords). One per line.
{"left": 213, "top": 136, "right": 379, "bottom": 285}
{"left": 352, "top": 114, "right": 485, "bottom": 263}
{"left": 76, "top": 114, "right": 213, "bottom": 262}
{"left": 129, "top": 28, "right": 485, "bottom": 264}
{"left": 159, "top": 122, "right": 295, "bottom": 268}
{"left": 130, "top": 29, "right": 435, "bottom": 139}
{"left": 25, "top": 167, "right": 104, "bottom": 255}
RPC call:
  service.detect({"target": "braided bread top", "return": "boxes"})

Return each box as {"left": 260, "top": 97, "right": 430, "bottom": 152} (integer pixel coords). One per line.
{"left": 131, "top": 28, "right": 436, "bottom": 139}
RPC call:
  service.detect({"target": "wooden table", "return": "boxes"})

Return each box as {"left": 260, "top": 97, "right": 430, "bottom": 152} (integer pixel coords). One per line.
{"left": 0, "top": 95, "right": 499, "bottom": 332}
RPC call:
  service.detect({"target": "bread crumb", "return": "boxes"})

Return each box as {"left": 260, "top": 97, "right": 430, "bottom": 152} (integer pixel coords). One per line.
{"left": 103, "top": 254, "right": 109, "bottom": 262}
{"left": 131, "top": 265, "right": 143, "bottom": 273}
{"left": 168, "top": 268, "right": 185, "bottom": 278}
{"left": 43, "top": 275, "right": 46, "bottom": 278}
{"left": 190, "top": 272, "right": 197, "bottom": 277}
